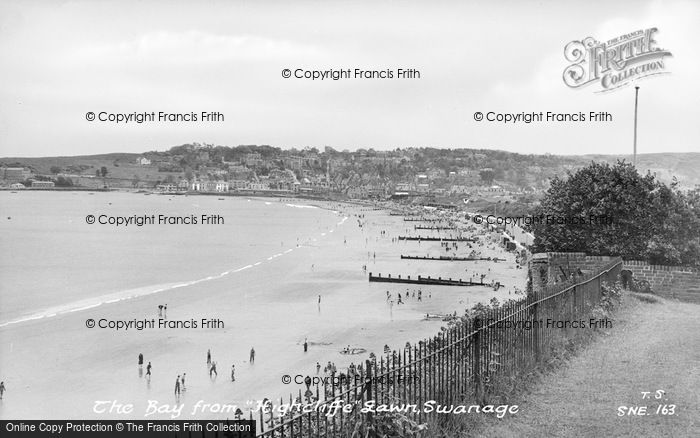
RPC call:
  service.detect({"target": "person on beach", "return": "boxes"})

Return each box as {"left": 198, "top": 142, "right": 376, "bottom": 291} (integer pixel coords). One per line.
{"left": 181, "top": 373, "right": 186, "bottom": 391}
{"left": 146, "top": 362, "right": 152, "bottom": 381}
{"left": 158, "top": 305, "right": 163, "bottom": 317}
{"left": 231, "top": 365, "right": 236, "bottom": 382}
{"left": 304, "top": 338, "right": 308, "bottom": 352}
{"left": 164, "top": 304, "right": 167, "bottom": 318}
{"left": 250, "top": 348, "right": 255, "bottom": 364}
{"left": 210, "top": 361, "right": 217, "bottom": 378}
{"left": 175, "top": 375, "right": 181, "bottom": 396}
{"left": 316, "top": 362, "right": 321, "bottom": 374}
{"left": 207, "top": 349, "right": 211, "bottom": 365}
{"left": 0, "top": 381, "right": 5, "bottom": 400}
{"left": 138, "top": 353, "right": 143, "bottom": 366}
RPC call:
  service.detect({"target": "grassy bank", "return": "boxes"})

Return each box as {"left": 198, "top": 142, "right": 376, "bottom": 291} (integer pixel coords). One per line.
{"left": 462, "top": 292, "right": 700, "bottom": 437}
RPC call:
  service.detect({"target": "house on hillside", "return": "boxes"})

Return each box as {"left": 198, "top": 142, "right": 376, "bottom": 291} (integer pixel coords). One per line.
{"left": 2, "top": 167, "right": 31, "bottom": 182}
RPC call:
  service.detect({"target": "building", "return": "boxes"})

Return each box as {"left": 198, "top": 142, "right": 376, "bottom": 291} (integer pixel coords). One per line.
{"left": 177, "top": 179, "right": 190, "bottom": 191}
{"left": 248, "top": 182, "right": 270, "bottom": 191}
{"left": 229, "top": 180, "right": 248, "bottom": 190}
{"left": 191, "top": 180, "right": 229, "bottom": 192}
{"left": 450, "top": 185, "right": 475, "bottom": 194}
{"left": 31, "top": 180, "right": 55, "bottom": 188}
{"left": 156, "top": 183, "right": 177, "bottom": 192}
{"left": 2, "top": 167, "right": 31, "bottom": 182}
{"left": 136, "top": 157, "right": 151, "bottom": 166}
{"left": 9, "top": 183, "right": 26, "bottom": 189}
{"left": 244, "top": 153, "right": 262, "bottom": 167}
{"left": 284, "top": 156, "right": 303, "bottom": 171}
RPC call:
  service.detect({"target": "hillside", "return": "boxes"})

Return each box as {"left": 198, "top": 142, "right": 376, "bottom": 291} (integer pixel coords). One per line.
{"left": 582, "top": 152, "right": 700, "bottom": 188}
{"left": 2, "top": 147, "right": 698, "bottom": 192}
{"left": 0, "top": 153, "right": 141, "bottom": 175}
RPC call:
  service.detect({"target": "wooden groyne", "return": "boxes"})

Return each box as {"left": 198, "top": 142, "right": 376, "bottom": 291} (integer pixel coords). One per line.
{"left": 400, "top": 255, "right": 505, "bottom": 262}
{"left": 368, "top": 272, "right": 484, "bottom": 286}
{"left": 414, "top": 226, "right": 457, "bottom": 231}
{"left": 398, "top": 236, "right": 477, "bottom": 242}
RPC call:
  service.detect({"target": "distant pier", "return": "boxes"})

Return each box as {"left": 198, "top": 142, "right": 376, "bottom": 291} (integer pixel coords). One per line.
{"left": 368, "top": 272, "right": 484, "bottom": 287}
{"left": 403, "top": 218, "right": 440, "bottom": 222}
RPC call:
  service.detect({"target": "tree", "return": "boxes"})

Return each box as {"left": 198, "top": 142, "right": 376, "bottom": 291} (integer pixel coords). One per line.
{"left": 531, "top": 161, "right": 700, "bottom": 266}
{"left": 50, "top": 166, "right": 61, "bottom": 174}
{"left": 55, "top": 176, "right": 73, "bottom": 187}
{"left": 479, "top": 169, "right": 495, "bottom": 185}
{"left": 100, "top": 166, "right": 108, "bottom": 178}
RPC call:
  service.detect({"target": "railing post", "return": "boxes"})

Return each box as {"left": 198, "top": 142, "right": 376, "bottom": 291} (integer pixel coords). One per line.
{"left": 365, "top": 359, "right": 373, "bottom": 421}
{"left": 473, "top": 317, "right": 482, "bottom": 402}
{"left": 532, "top": 294, "right": 540, "bottom": 363}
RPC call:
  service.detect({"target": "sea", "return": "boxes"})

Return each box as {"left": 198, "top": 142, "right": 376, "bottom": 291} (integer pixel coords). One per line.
{"left": 0, "top": 191, "right": 339, "bottom": 327}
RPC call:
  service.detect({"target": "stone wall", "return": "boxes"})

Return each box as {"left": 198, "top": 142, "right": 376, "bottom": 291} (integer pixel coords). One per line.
{"left": 528, "top": 252, "right": 700, "bottom": 304}
{"left": 529, "top": 252, "right": 617, "bottom": 291}
{"left": 623, "top": 260, "right": 700, "bottom": 303}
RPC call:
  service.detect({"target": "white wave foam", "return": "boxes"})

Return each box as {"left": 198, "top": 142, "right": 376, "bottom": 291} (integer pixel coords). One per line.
{"left": 285, "top": 203, "right": 318, "bottom": 209}
{"left": 1, "top": 242, "right": 304, "bottom": 329}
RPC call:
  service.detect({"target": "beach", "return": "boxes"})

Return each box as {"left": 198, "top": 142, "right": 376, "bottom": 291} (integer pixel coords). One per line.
{"left": 0, "top": 192, "right": 526, "bottom": 420}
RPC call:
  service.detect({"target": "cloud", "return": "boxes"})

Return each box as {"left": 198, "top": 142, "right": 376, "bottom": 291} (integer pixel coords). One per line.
{"left": 77, "top": 31, "right": 322, "bottom": 65}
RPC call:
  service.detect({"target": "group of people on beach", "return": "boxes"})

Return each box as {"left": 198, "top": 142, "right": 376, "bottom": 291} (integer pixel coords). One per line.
{"left": 206, "top": 347, "right": 255, "bottom": 383}
{"left": 135, "top": 346, "right": 257, "bottom": 401}
{"left": 387, "top": 288, "right": 430, "bottom": 306}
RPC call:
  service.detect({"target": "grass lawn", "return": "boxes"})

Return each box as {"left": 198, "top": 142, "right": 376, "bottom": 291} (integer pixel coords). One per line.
{"left": 471, "top": 293, "right": 700, "bottom": 437}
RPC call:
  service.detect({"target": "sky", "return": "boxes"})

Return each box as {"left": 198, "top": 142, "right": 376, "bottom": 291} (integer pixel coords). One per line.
{"left": 0, "top": 0, "right": 698, "bottom": 157}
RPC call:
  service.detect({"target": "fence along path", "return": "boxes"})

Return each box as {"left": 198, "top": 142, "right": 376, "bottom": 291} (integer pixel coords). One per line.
{"left": 254, "top": 257, "right": 622, "bottom": 437}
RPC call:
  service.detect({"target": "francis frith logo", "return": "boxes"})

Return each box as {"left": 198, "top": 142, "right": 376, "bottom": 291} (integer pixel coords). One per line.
{"left": 563, "top": 28, "right": 672, "bottom": 92}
